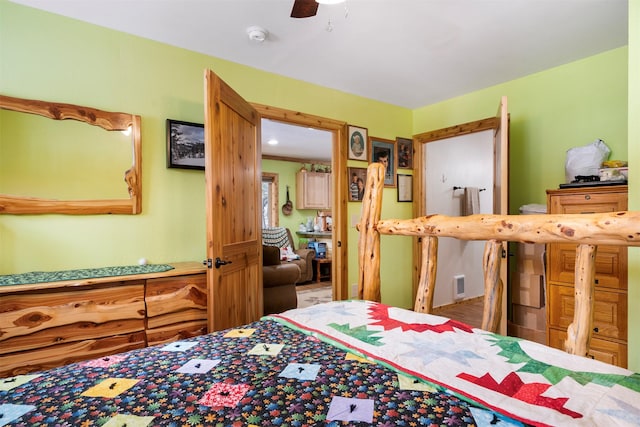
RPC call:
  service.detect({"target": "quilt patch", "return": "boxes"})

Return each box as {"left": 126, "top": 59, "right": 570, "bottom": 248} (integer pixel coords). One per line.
{"left": 81, "top": 378, "right": 140, "bottom": 398}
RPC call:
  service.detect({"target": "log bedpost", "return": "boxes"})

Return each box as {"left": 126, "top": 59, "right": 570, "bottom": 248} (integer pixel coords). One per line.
{"left": 565, "top": 243, "right": 597, "bottom": 357}
{"left": 481, "top": 239, "right": 503, "bottom": 332}
{"left": 358, "top": 163, "right": 386, "bottom": 301}
{"left": 414, "top": 235, "right": 438, "bottom": 313}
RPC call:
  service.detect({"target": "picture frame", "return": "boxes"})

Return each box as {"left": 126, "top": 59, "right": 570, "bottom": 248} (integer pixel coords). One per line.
{"left": 396, "top": 137, "right": 413, "bottom": 169}
{"left": 397, "top": 174, "right": 413, "bottom": 202}
{"left": 348, "top": 125, "right": 368, "bottom": 161}
{"left": 167, "top": 119, "right": 205, "bottom": 170}
{"left": 369, "top": 137, "right": 396, "bottom": 187}
{"left": 347, "top": 167, "right": 367, "bottom": 202}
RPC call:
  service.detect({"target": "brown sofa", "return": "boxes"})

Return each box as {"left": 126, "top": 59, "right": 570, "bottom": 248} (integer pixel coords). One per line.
{"left": 262, "top": 245, "right": 301, "bottom": 315}
{"left": 262, "top": 227, "right": 316, "bottom": 283}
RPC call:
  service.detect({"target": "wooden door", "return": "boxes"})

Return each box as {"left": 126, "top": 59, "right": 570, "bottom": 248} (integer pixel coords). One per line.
{"left": 495, "top": 96, "right": 509, "bottom": 334}
{"left": 204, "top": 69, "right": 262, "bottom": 332}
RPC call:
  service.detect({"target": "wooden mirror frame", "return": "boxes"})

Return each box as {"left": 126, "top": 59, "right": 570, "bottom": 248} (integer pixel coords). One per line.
{"left": 0, "top": 94, "right": 142, "bottom": 215}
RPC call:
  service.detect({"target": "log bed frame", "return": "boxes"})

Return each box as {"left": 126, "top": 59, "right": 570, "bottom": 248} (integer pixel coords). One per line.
{"left": 357, "top": 163, "right": 639, "bottom": 359}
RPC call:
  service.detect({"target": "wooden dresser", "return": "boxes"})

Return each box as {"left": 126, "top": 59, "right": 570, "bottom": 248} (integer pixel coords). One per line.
{"left": 546, "top": 186, "right": 628, "bottom": 367}
{"left": 0, "top": 262, "right": 207, "bottom": 377}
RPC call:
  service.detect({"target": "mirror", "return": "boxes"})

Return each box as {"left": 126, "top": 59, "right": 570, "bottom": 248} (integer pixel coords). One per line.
{"left": 0, "top": 94, "right": 142, "bottom": 214}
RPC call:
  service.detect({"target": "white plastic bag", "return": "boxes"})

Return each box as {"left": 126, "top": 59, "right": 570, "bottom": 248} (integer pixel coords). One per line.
{"left": 564, "top": 139, "right": 610, "bottom": 183}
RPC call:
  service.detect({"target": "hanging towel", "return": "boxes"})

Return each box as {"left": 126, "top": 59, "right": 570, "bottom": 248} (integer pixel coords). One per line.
{"left": 462, "top": 187, "right": 480, "bottom": 216}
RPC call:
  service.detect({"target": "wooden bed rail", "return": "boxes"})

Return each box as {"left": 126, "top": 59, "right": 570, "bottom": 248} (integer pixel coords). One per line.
{"left": 357, "top": 163, "right": 640, "bottom": 359}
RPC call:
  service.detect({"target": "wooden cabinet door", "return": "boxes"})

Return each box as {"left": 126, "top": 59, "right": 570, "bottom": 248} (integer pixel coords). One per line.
{"left": 547, "top": 284, "right": 627, "bottom": 341}
{"left": 296, "top": 172, "right": 331, "bottom": 209}
{"left": 548, "top": 188, "right": 628, "bottom": 289}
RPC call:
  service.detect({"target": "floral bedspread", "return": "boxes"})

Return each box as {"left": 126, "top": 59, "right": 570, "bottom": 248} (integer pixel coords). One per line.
{"left": 0, "top": 301, "right": 523, "bottom": 426}
{"left": 271, "top": 300, "right": 640, "bottom": 427}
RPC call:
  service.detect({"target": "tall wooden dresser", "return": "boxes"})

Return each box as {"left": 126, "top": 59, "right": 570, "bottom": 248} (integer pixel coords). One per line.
{"left": 546, "top": 186, "right": 628, "bottom": 367}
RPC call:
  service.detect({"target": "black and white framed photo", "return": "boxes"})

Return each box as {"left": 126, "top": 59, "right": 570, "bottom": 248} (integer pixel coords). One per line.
{"left": 348, "top": 125, "right": 368, "bottom": 161}
{"left": 369, "top": 137, "right": 396, "bottom": 187}
{"left": 396, "top": 137, "right": 413, "bottom": 169}
{"left": 397, "top": 174, "right": 413, "bottom": 202}
{"left": 167, "top": 119, "right": 205, "bottom": 170}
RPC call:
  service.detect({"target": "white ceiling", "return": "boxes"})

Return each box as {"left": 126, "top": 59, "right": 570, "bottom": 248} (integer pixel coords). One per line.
{"left": 10, "top": 0, "right": 628, "bottom": 161}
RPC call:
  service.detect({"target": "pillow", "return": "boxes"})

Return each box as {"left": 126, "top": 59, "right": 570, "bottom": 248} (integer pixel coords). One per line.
{"left": 262, "top": 245, "right": 281, "bottom": 266}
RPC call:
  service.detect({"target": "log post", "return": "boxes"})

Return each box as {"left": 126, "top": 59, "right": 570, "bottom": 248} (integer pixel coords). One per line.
{"left": 481, "top": 239, "right": 503, "bottom": 332}
{"left": 565, "top": 243, "right": 597, "bottom": 357}
{"left": 358, "top": 163, "right": 386, "bottom": 301}
{"left": 414, "top": 236, "right": 438, "bottom": 313}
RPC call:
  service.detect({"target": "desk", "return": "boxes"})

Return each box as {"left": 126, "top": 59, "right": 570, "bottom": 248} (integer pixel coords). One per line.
{"left": 313, "top": 258, "right": 332, "bottom": 283}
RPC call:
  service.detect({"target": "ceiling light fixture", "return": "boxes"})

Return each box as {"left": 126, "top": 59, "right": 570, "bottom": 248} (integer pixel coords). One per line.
{"left": 267, "top": 138, "right": 279, "bottom": 145}
{"left": 246, "top": 26, "right": 268, "bottom": 43}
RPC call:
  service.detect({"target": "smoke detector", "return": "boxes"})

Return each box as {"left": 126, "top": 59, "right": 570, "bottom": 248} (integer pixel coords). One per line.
{"left": 247, "top": 26, "right": 268, "bottom": 43}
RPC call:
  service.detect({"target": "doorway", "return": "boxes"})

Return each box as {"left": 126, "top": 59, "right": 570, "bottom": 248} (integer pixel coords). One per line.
{"left": 252, "top": 103, "right": 348, "bottom": 303}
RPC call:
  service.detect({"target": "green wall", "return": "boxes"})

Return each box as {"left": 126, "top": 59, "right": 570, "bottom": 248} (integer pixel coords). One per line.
{"left": 413, "top": 47, "right": 628, "bottom": 213}
{"left": 0, "top": 0, "right": 413, "bottom": 309}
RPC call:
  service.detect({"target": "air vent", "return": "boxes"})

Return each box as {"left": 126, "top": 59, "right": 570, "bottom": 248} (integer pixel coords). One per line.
{"left": 453, "top": 275, "right": 465, "bottom": 299}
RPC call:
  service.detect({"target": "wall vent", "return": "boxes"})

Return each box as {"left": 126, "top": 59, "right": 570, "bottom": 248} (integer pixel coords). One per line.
{"left": 453, "top": 275, "right": 465, "bottom": 299}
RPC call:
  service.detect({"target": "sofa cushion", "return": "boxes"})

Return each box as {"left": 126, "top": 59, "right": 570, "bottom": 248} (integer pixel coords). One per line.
{"left": 263, "top": 245, "right": 281, "bottom": 266}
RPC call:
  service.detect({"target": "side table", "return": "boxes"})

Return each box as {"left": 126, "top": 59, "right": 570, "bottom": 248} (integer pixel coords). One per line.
{"left": 313, "top": 258, "right": 332, "bottom": 283}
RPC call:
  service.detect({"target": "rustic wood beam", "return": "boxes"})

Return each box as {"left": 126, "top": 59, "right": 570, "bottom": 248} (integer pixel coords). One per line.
{"left": 357, "top": 163, "right": 385, "bottom": 301}
{"left": 565, "top": 243, "right": 597, "bottom": 357}
{"left": 413, "top": 235, "right": 438, "bottom": 314}
{"left": 376, "top": 212, "right": 640, "bottom": 247}
{"left": 481, "top": 240, "right": 503, "bottom": 332}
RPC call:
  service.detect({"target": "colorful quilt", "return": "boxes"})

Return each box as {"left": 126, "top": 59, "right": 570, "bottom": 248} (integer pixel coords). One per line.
{"left": 272, "top": 300, "right": 640, "bottom": 426}
{"left": 0, "top": 301, "right": 523, "bottom": 427}
{"left": 1, "top": 300, "right": 638, "bottom": 426}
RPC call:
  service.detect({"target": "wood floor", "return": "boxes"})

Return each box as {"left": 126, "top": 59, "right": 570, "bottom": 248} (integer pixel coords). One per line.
{"left": 431, "top": 296, "right": 484, "bottom": 329}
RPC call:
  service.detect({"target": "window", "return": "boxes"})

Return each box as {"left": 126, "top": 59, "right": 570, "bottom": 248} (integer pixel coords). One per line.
{"left": 262, "top": 173, "right": 279, "bottom": 228}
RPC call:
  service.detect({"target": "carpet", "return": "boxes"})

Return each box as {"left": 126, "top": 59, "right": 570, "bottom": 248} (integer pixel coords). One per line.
{"left": 297, "top": 286, "right": 332, "bottom": 308}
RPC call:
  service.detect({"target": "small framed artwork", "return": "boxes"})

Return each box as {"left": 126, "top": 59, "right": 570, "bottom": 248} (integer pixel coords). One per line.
{"left": 397, "top": 174, "right": 413, "bottom": 202}
{"left": 347, "top": 167, "right": 367, "bottom": 202}
{"left": 167, "top": 119, "right": 205, "bottom": 170}
{"left": 397, "top": 137, "right": 413, "bottom": 169}
{"left": 369, "top": 137, "right": 396, "bottom": 187}
{"left": 348, "top": 125, "right": 368, "bottom": 161}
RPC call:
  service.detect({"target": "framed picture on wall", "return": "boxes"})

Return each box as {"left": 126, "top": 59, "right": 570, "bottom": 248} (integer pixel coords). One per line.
{"left": 347, "top": 167, "right": 367, "bottom": 202}
{"left": 348, "top": 125, "right": 368, "bottom": 161}
{"left": 369, "top": 137, "right": 396, "bottom": 187}
{"left": 167, "top": 119, "right": 205, "bottom": 170}
{"left": 397, "top": 174, "right": 413, "bottom": 202}
{"left": 396, "top": 137, "right": 413, "bottom": 169}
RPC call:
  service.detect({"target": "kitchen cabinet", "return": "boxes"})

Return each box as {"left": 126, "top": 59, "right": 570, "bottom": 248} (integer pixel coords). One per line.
{"left": 546, "top": 186, "right": 628, "bottom": 367}
{"left": 296, "top": 171, "right": 332, "bottom": 210}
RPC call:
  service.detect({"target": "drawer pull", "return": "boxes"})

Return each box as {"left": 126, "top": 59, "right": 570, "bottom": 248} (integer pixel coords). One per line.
{"left": 593, "top": 327, "right": 599, "bottom": 333}
{"left": 585, "top": 195, "right": 591, "bottom": 200}
{"left": 581, "top": 211, "right": 595, "bottom": 214}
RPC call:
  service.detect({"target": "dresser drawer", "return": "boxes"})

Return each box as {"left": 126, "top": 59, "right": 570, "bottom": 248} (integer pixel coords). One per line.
{"left": 145, "top": 274, "right": 207, "bottom": 330}
{"left": 547, "top": 189, "right": 627, "bottom": 214}
{"left": 548, "top": 244, "right": 626, "bottom": 290}
{"left": 547, "top": 328, "right": 627, "bottom": 368}
{"left": 0, "top": 282, "right": 146, "bottom": 354}
{"left": 547, "top": 284, "right": 627, "bottom": 341}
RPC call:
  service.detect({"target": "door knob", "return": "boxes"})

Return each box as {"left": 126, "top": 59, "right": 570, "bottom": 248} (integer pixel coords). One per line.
{"left": 215, "top": 257, "right": 232, "bottom": 269}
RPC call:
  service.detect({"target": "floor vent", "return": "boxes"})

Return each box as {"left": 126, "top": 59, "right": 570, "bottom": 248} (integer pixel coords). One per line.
{"left": 453, "top": 275, "right": 465, "bottom": 299}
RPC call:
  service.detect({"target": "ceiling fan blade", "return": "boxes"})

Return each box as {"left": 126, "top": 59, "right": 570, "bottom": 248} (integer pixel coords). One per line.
{"left": 290, "top": 0, "right": 318, "bottom": 18}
